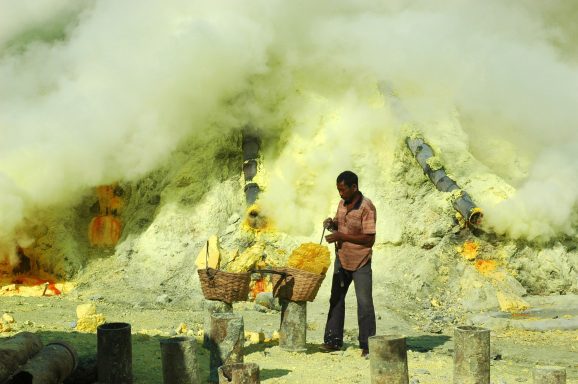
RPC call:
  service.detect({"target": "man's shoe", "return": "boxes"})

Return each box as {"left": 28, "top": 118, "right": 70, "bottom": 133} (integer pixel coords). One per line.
{"left": 319, "top": 343, "right": 341, "bottom": 352}
{"left": 361, "top": 349, "right": 369, "bottom": 358}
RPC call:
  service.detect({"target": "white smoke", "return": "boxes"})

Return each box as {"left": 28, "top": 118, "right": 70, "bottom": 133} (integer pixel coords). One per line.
{"left": 1, "top": 0, "right": 577, "bottom": 252}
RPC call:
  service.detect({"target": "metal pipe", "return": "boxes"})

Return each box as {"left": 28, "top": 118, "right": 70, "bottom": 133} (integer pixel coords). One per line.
{"left": 453, "top": 326, "right": 490, "bottom": 384}
{"left": 368, "top": 335, "right": 409, "bottom": 384}
{"left": 279, "top": 299, "right": 307, "bottom": 352}
{"left": 533, "top": 366, "right": 566, "bottom": 384}
{"left": 97, "top": 322, "right": 132, "bottom": 384}
{"left": 203, "top": 299, "right": 233, "bottom": 348}
{"left": 7, "top": 341, "right": 78, "bottom": 384}
{"left": 218, "top": 363, "right": 260, "bottom": 384}
{"left": 209, "top": 313, "right": 244, "bottom": 383}
{"left": 160, "top": 337, "right": 200, "bottom": 384}
{"left": 406, "top": 137, "right": 483, "bottom": 226}
{"left": 242, "top": 134, "right": 262, "bottom": 205}
{"left": 0, "top": 332, "right": 43, "bottom": 382}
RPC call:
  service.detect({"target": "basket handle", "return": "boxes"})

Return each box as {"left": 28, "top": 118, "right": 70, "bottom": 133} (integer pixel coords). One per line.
{"left": 250, "top": 269, "right": 289, "bottom": 278}
{"left": 204, "top": 240, "right": 217, "bottom": 280}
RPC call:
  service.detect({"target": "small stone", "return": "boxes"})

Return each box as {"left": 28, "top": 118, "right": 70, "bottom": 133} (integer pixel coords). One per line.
{"left": 175, "top": 323, "right": 188, "bottom": 334}
{"left": 156, "top": 294, "right": 172, "bottom": 305}
{"left": 2, "top": 313, "right": 15, "bottom": 323}
{"left": 410, "top": 378, "right": 420, "bottom": 384}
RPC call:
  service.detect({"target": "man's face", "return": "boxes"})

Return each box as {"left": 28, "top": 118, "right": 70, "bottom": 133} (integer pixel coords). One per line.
{"left": 337, "top": 181, "right": 357, "bottom": 203}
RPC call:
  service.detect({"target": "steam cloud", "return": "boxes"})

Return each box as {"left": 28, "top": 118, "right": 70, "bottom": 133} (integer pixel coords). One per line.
{"left": 1, "top": 0, "right": 577, "bottom": 252}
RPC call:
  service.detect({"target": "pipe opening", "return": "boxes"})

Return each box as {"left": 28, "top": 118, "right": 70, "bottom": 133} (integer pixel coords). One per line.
{"left": 469, "top": 210, "right": 483, "bottom": 226}
{"left": 7, "top": 372, "right": 33, "bottom": 384}
{"left": 98, "top": 322, "right": 131, "bottom": 332}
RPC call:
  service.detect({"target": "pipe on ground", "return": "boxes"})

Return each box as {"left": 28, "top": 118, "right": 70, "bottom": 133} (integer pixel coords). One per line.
{"left": 97, "top": 322, "right": 132, "bottom": 384}
{"left": 209, "top": 313, "right": 244, "bottom": 383}
{"left": 0, "top": 332, "right": 43, "bottom": 382}
{"left": 160, "top": 337, "right": 200, "bottom": 384}
{"left": 406, "top": 137, "right": 483, "bottom": 226}
{"left": 368, "top": 335, "right": 409, "bottom": 384}
{"left": 279, "top": 299, "right": 307, "bottom": 352}
{"left": 203, "top": 299, "right": 233, "bottom": 348}
{"left": 8, "top": 341, "right": 78, "bottom": 384}
{"left": 218, "top": 363, "right": 260, "bottom": 384}
{"left": 453, "top": 326, "right": 490, "bottom": 384}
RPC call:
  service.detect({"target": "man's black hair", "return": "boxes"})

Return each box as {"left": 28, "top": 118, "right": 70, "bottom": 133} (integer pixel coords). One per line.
{"left": 336, "top": 171, "right": 358, "bottom": 187}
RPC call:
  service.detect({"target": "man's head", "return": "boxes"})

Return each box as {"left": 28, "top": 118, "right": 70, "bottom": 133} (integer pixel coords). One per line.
{"left": 336, "top": 171, "right": 359, "bottom": 203}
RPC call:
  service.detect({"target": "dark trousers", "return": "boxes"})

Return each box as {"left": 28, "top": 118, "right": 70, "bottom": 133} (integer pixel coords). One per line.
{"left": 323, "top": 259, "right": 376, "bottom": 350}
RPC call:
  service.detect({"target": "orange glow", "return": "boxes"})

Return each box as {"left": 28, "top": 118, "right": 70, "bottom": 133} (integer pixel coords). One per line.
{"left": 89, "top": 215, "right": 122, "bottom": 247}
{"left": 475, "top": 259, "right": 497, "bottom": 274}
{"left": 12, "top": 276, "right": 61, "bottom": 295}
{"left": 0, "top": 273, "right": 71, "bottom": 297}
{"left": 90, "top": 184, "right": 123, "bottom": 247}
{"left": 250, "top": 277, "right": 268, "bottom": 299}
{"left": 96, "top": 185, "right": 123, "bottom": 215}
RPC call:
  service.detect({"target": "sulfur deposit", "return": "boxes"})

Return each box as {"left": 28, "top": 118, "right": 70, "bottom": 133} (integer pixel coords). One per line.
{"left": 75, "top": 303, "right": 106, "bottom": 333}
{"left": 287, "top": 243, "right": 331, "bottom": 275}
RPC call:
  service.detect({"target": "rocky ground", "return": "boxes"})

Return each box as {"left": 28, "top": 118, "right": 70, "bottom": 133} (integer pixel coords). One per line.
{"left": 1, "top": 262, "right": 576, "bottom": 384}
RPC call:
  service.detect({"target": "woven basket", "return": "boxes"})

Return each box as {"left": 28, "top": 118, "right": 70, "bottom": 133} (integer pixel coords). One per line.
{"left": 270, "top": 267, "right": 325, "bottom": 302}
{"left": 197, "top": 241, "right": 251, "bottom": 304}
{"left": 197, "top": 268, "right": 251, "bottom": 304}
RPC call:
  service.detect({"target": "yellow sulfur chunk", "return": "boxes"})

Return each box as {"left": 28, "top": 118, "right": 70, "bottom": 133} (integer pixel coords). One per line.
{"left": 288, "top": 243, "right": 330, "bottom": 275}
{"left": 496, "top": 291, "right": 530, "bottom": 313}
{"left": 226, "top": 243, "right": 264, "bottom": 273}
{"left": 195, "top": 235, "right": 221, "bottom": 269}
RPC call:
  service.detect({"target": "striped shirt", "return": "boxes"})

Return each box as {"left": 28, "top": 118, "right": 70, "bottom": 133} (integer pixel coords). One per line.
{"left": 334, "top": 194, "right": 376, "bottom": 271}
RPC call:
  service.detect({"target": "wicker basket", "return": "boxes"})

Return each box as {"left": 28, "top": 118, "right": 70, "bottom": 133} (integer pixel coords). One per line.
{"left": 270, "top": 267, "right": 326, "bottom": 302}
{"left": 197, "top": 241, "right": 251, "bottom": 304}
{"left": 197, "top": 268, "right": 251, "bottom": 304}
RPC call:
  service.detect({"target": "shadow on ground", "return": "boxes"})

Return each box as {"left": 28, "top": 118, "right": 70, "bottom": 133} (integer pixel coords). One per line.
{"left": 407, "top": 334, "right": 451, "bottom": 352}
{"left": 1, "top": 330, "right": 212, "bottom": 384}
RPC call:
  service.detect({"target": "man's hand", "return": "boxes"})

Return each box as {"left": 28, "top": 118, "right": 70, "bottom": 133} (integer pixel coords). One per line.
{"left": 325, "top": 232, "right": 343, "bottom": 244}
{"left": 323, "top": 217, "right": 336, "bottom": 230}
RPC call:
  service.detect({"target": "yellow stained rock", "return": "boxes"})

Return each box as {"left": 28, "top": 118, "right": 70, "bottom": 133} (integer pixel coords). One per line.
{"left": 245, "top": 331, "right": 265, "bottom": 344}
{"left": 1, "top": 284, "right": 16, "bottom": 292}
{"left": 459, "top": 240, "right": 479, "bottom": 261}
{"left": 175, "top": 323, "right": 188, "bottom": 334}
{"left": 475, "top": 259, "right": 497, "bottom": 274}
{"left": 76, "top": 314, "right": 106, "bottom": 333}
{"left": 225, "top": 243, "right": 264, "bottom": 273}
{"left": 2, "top": 313, "right": 15, "bottom": 323}
{"left": 496, "top": 291, "right": 530, "bottom": 313}
{"left": 288, "top": 243, "right": 330, "bottom": 275}
{"left": 195, "top": 235, "right": 220, "bottom": 270}
{"left": 76, "top": 303, "right": 97, "bottom": 319}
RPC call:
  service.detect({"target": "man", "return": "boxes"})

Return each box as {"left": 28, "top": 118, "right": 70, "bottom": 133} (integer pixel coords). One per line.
{"left": 321, "top": 170, "right": 377, "bottom": 358}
